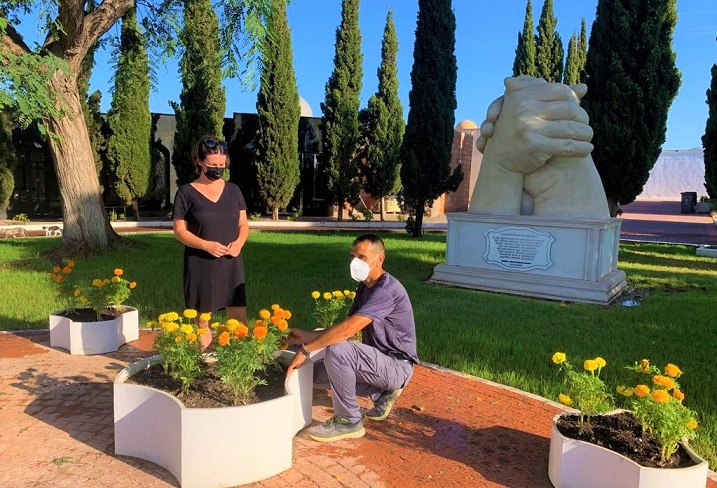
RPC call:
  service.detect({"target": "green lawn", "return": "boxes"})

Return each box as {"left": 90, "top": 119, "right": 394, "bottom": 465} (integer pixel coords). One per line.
{"left": 1, "top": 231, "right": 716, "bottom": 466}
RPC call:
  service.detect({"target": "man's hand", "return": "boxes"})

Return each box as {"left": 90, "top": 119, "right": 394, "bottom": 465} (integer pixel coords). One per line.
{"left": 288, "top": 328, "right": 310, "bottom": 345}
{"left": 286, "top": 349, "right": 307, "bottom": 377}
{"left": 203, "top": 241, "right": 229, "bottom": 258}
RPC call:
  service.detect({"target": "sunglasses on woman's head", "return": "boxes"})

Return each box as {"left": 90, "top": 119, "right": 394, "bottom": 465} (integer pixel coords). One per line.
{"left": 202, "top": 139, "right": 228, "bottom": 151}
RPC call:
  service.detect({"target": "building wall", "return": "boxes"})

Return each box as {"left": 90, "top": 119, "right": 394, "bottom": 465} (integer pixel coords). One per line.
{"left": 431, "top": 126, "right": 483, "bottom": 216}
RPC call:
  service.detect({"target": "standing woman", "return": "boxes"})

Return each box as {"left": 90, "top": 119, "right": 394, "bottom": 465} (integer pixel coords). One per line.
{"left": 173, "top": 136, "right": 250, "bottom": 349}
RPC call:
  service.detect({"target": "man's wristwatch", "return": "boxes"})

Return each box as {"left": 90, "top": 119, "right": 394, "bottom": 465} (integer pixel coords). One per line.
{"left": 298, "top": 343, "right": 310, "bottom": 357}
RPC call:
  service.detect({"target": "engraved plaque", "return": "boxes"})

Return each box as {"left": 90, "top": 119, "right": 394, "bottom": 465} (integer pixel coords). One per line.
{"left": 483, "top": 227, "right": 555, "bottom": 271}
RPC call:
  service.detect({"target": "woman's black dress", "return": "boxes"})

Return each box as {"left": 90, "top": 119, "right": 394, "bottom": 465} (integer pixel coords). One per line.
{"left": 173, "top": 182, "right": 247, "bottom": 312}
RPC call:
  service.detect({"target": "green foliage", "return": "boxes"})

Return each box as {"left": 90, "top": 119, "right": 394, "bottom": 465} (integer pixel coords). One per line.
{"left": 0, "top": 111, "right": 17, "bottom": 210}
{"left": 583, "top": 0, "right": 681, "bottom": 215}
{"left": 512, "top": 0, "right": 537, "bottom": 77}
{"left": 563, "top": 19, "right": 588, "bottom": 86}
{"left": 703, "top": 57, "right": 717, "bottom": 199}
{"left": 11, "top": 213, "right": 29, "bottom": 222}
{"left": 171, "top": 0, "right": 227, "bottom": 186}
{"left": 400, "top": 0, "right": 462, "bottom": 237}
{"left": 105, "top": 8, "right": 152, "bottom": 210}
{"left": 552, "top": 352, "right": 612, "bottom": 433}
{"left": 254, "top": 0, "right": 300, "bottom": 219}
{"left": 321, "top": 0, "right": 363, "bottom": 216}
{"left": 152, "top": 311, "right": 204, "bottom": 392}
{"left": 618, "top": 360, "right": 698, "bottom": 465}
{"left": 535, "top": 0, "right": 563, "bottom": 82}
{"left": 310, "top": 289, "right": 355, "bottom": 329}
{"left": 360, "top": 11, "right": 404, "bottom": 210}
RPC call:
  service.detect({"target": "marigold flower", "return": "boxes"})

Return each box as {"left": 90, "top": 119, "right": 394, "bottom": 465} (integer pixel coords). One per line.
{"left": 49, "top": 272, "right": 56, "bottom": 279}
{"left": 271, "top": 304, "right": 280, "bottom": 310}
{"left": 236, "top": 324, "right": 249, "bottom": 339}
{"left": 253, "top": 326, "right": 268, "bottom": 340}
{"left": 158, "top": 314, "right": 166, "bottom": 322}
{"left": 558, "top": 394, "right": 573, "bottom": 406}
{"left": 254, "top": 319, "right": 266, "bottom": 328}
{"left": 53, "top": 266, "right": 61, "bottom": 273}
{"left": 323, "top": 292, "right": 332, "bottom": 300}
{"left": 129, "top": 282, "right": 137, "bottom": 289}
{"left": 111, "top": 276, "right": 121, "bottom": 283}
{"left": 55, "top": 276, "right": 63, "bottom": 284}
{"left": 166, "top": 312, "right": 179, "bottom": 321}
{"left": 652, "top": 390, "right": 670, "bottom": 403}
{"left": 665, "top": 363, "right": 683, "bottom": 378}
{"left": 62, "top": 266, "right": 72, "bottom": 274}
{"left": 180, "top": 324, "right": 193, "bottom": 334}
{"left": 114, "top": 268, "right": 123, "bottom": 276}
{"left": 639, "top": 359, "right": 650, "bottom": 373}
{"left": 333, "top": 290, "right": 344, "bottom": 298}
{"left": 343, "top": 290, "right": 351, "bottom": 296}
{"left": 551, "top": 352, "right": 566, "bottom": 364}
{"left": 183, "top": 309, "right": 198, "bottom": 319}
{"left": 67, "top": 261, "right": 75, "bottom": 267}
{"left": 164, "top": 322, "right": 179, "bottom": 333}
{"left": 634, "top": 385, "right": 650, "bottom": 397}
{"left": 102, "top": 278, "right": 110, "bottom": 285}
{"left": 687, "top": 420, "right": 698, "bottom": 430}
{"left": 175, "top": 336, "right": 183, "bottom": 343}
{"left": 594, "top": 357, "right": 606, "bottom": 368}
{"left": 92, "top": 279, "right": 102, "bottom": 287}
{"left": 616, "top": 385, "right": 633, "bottom": 397}
{"left": 186, "top": 333, "right": 197, "bottom": 343}
{"left": 672, "top": 389, "right": 685, "bottom": 402}
{"left": 196, "top": 328, "right": 208, "bottom": 336}
{"left": 311, "top": 291, "right": 320, "bottom": 299}
{"left": 349, "top": 291, "right": 356, "bottom": 299}
{"left": 283, "top": 310, "right": 292, "bottom": 319}
{"left": 73, "top": 289, "right": 81, "bottom": 297}
{"left": 218, "top": 331, "right": 230, "bottom": 346}
{"left": 276, "top": 319, "right": 288, "bottom": 332}
{"left": 583, "top": 359, "right": 598, "bottom": 372}
{"left": 259, "top": 309, "right": 271, "bottom": 319}
{"left": 199, "top": 312, "right": 211, "bottom": 322}
{"left": 210, "top": 322, "right": 220, "bottom": 329}
{"left": 653, "top": 375, "right": 676, "bottom": 390}
{"left": 271, "top": 315, "right": 281, "bottom": 325}
{"left": 146, "top": 321, "right": 157, "bottom": 329}
{"left": 226, "top": 319, "right": 240, "bottom": 332}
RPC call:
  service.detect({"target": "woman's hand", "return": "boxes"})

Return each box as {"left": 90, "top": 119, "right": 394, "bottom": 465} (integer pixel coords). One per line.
{"left": 203, "top": 241, "right": 229, "bottom": 258}
{"left": 226, "top": 240, "right": 243, "bottom": 257}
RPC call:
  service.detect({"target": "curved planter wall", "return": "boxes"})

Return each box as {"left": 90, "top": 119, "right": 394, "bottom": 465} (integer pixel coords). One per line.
{"left": 548, "top": 411, "right": 708, "bottom": 488}
{"left": 49, "top": 307, "right": 139, "bottom": 355}
{"left": 114, "top": 350, "right": 320, "bottom": 488}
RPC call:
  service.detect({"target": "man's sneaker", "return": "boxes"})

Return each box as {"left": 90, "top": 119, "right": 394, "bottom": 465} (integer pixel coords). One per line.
{"left": 365, "top": 388, "right": 403, "bottom": 421}
{"left": 308, "top": 416, "right": 365, "bottom": 443}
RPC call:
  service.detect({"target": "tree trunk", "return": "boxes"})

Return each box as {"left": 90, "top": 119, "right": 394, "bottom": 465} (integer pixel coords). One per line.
{"left": 272, "top": 207, "right": 279, "bottom": 220}
{"left": 45, "top": 70, "right": 122, "bottom": 257}
{"left": 131, "top": 199, "right": 140, "bottom": 222}
{"left": 412, "top": 201, "right": 425, "bottom": 238}
{"left": 380, "top": 197, "right": 386, "bottom": 222}
{"left": 607, "top": 197, "right": 619, "bottom": 218}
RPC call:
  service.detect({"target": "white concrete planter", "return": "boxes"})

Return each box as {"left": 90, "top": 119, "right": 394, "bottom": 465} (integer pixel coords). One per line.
{"left": 114, "top": 349, "right": 321, "bottom": 488}
{"left": 548, "top": 410, "right": 708, "bottom": 488}
{"left": 49, "top": 306, "right": 139, "bottom": 355}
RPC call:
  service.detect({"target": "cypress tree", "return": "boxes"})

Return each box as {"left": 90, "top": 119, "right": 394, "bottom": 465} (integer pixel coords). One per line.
{"left": 583, "top": 0, "right": 681, "bottom": 215}
{"left": 361, "top": 10, "right": 404, "bottom": 221}
{"left": 320, "top": 0, "right": 363, "bottom": 221}
{"left": 513, "top": 0, "right": 537, "bottom": 77}
{"left": 400, "top": 0, "right": 463, "bottom": 237}
{"left": 0, "top": 111, "right": 17, "bottom": 215}
{"left": 577, "top": 18, "right": 588, "bottom": 83}
{"left": 254, "top": 0, "right": 300, "bottom": 220}
{"left": 535, "top": 0, "right": 563, "bottom": 82}
{"left": 105, "top": 8, "right": 152, "bottom": 221}
{"left": 563, "top": 33, "right": 580, "bottom": 85}
{"left": 703, "top": 53, "right": 717, "bottom": 199}
{"left": 172, "top": 0, "right": 227, "bottom": 186}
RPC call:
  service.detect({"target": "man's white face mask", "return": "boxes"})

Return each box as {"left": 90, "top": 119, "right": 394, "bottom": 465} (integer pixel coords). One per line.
{"left": 350, "top": 257, "right": 371, "bottom": 282}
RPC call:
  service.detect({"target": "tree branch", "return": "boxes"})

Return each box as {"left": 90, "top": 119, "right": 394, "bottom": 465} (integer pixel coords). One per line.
{"left": 1, "top": 22, "right": 33, "bottom": 57}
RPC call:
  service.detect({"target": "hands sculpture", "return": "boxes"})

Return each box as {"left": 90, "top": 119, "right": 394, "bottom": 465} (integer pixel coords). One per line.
{"left": 468, "top": 76, "right": 609, "bottom": 219}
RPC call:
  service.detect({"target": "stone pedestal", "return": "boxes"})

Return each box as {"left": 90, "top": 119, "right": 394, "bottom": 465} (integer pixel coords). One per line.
{"left": 430, "top": 212, "right": 626, "bottom": 304}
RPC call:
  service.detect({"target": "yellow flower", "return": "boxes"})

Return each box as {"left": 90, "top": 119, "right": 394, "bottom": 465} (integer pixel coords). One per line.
{"left": 558, "top": 394, "right": 573, "bottom": 406}
{"left": 551, "top": 352, "right": 566, "bottom": 364}
{"left": 199, "top": 312, "right": 211, "bottom": 322}
{"left": 164, "top": 322, "right": 179, "bottom": 333}
{"left": 594, "top": 357, "right": 606, "bottom": 368}
{"left": 210, "top": 322, "right": 220, "bottom": 329}
{"left": 665, "top": 363, "right": 683, "bottom": 378}
{"left": 180, "top": 324, "right": 194, "bottom": 334}
{"left": 687, "top": 420, "right": 698, "bottom": 430}
{"left": 616, "top": 385, "right": 634, "bottom": 397}
{"left": 672, "top": 389, "right": 685, "bottom": 402}
{"left": 639, "top": 359, "right": 651, "bottom": 373}
{"left": 634, "top": 385, "right": 650, "bottom": 397}
{"left": 583, "top": 359, "right": 598, "bottom": 372}
{"left": 652, "top": 390, "right": 670, "bottom": 403}
{"left": 343, "top": 290, "right": 351, "bottom": 296}
{"left": 349, "top": 291, "right": 356, "bottom": 299}
{"left": 196, "top": 328, "right": 208, "bottom": 336}
{"left": 146, "top": 321, "right": 157, "bottom": 329}
{"left": 79, "top": 296, "right": 89, "bottom": 304}
{"left": 166, "top": 312, "right": 179, "bottom": 321}
{"left": 259, "top": 309, "right": 271, "bottom": 319}
{"left": 114, "top": 268, "right": 123, "bottom": 276}
{"left": 333, "top": 290, "right": 344, "bottom": 299}
{"left": 111, "top": 276, "right": 121, "bottom": 283}
{"left": 323, "top": 292, "right": 332, "bottom": 300}
{"left": 102, "top": 278, "right": 110, "bottom": 285}
{"left": 158, "top": 314, "right": 166, "bottom": 322}
{"left": 271, "top": 304, "right": 280, "bottom": 310}
{"left": 183, "top": 309, "right": 198, "bottom": 319}
{"left": 311, "top": 291, "right": 320, "bottom": 299}
{"left": 653, "top": 375, "right": 676, "bottom": 390}
{"left": 92, "top": 278, "right": 103, "bottom": 287}
{"left": 226, "top": 319, "right": 240, "bottom": 332}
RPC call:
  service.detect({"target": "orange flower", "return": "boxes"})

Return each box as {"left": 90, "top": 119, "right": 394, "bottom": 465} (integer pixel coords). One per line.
{"left": 49, "top": 273, "right": 56, "bottom": 279}
{"left": 270, "top": 315, "right": 281, "bottom": 325}
{"left": 254, "top": 319, "right": 266, "bottom": 328}
{"left": 283, "top": 310, "right": 292, "bottom": 320}
{"left": 114, "top": 268, "right": 123, "bottom": 276}
{"left": 652, "top": 390, "right": 670, "bottom": 403}
{"left": 196, "top": 328, "right": 208, "bottom": 336}
{"left": 186, "top": 333, "right": 197, "bottom": 343}
{"left": 53, "top": 266, "right": 61, "bottom": 273}
{"left": 664, "top": 363, "right": 683, "bottom": 378}
{"left": 253, "top": 326, "right": 268, "bottom": 340}
{"left": 634, "top": 385, "right": 650, "bottom": 397}
{"left": 687, "top": 420, "right": 698, "bottom": 430}
{"left": 175, "top": 336, "right": 183, "bottom": 343}
{"left": 218, "top": 331, "right": 230, "bottom": 346}
{"left": 276, "top": 319, "right": 288, "bottom": 332}
{"left": 62, "top": 266, "right": 72, "bottom": 274}
{"left": 652, "top": 375, "right": 676, "bottom": 390}
{"left": 102, "top": 278, "right": 110, "bottom": 285}
{"left": 271, "top": 304, "right": 280, "bottom": 310}
{"left": 672, "top": 389, "right": 685, "bottom": 402}
{"left": 67, "top": 261, "right": 75, "bottom": 267}
{"left": 236, "top": 324, "right": 249, "bottom": 339}
{"left": 129, "top": 282, "right": 137, "bottom": 289}
{"left": 55, "top": 276, "right": 63, "bottom": 284}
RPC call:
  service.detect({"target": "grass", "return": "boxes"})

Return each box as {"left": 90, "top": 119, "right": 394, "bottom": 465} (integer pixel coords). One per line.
{"left": 1, "top": 231, "right": 716, "bottom": 466}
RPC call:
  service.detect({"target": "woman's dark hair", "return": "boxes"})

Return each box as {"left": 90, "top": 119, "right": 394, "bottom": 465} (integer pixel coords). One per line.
{"left": 192, "top": 135, "right": 230, "bottom": 171}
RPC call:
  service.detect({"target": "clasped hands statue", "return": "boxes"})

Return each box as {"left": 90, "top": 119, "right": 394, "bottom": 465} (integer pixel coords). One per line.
{"left": 469, "top": 76, "right": 609, "bottom": 220}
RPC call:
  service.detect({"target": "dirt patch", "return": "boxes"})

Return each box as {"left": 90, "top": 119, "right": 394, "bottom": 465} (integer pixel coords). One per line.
{"left": 54, "top": 306, "right": 131, "bottom": 322}
{"left": 556, "top": 411, "right": 697, "bottom": 468}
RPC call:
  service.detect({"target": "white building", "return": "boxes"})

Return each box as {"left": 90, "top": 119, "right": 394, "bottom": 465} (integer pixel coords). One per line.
{"left": 639, "top": 148, "right": 706, "bottom": 200}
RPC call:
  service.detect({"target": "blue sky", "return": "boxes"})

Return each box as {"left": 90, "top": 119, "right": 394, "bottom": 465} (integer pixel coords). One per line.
{"left": 18, "top": 0, "right": 717, "bottom": 150}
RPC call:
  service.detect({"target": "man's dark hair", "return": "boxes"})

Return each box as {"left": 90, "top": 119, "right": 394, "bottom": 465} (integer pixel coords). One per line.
{"left": 353, "top": 234, "right": 385, "bottom": 253}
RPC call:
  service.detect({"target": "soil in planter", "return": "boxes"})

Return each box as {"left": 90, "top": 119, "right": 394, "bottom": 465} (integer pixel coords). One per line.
{"left": 127, "top": 362, "right": 287, "bottom": 408}
{"left": 55, "top": 306, "right": 131, "bottom": 322}
{"left": 556, "top": 411, "right": 697, "bottom": 469}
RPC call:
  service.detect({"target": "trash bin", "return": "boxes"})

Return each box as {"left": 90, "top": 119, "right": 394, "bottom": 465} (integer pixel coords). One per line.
{"left": 680, "top": 192, "right": 697, "bottom": 213}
